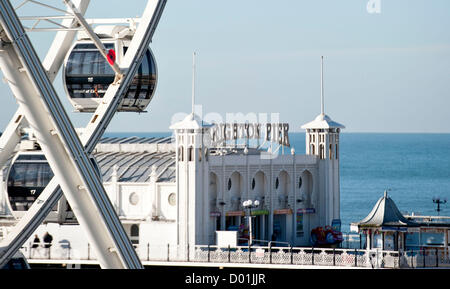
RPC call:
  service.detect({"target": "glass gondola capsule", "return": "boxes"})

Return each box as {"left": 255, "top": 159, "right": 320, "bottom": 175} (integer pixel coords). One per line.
{"left": 62, "top": 26, "right": 158, "bottom": 112}
{"left": 6, "top": 152, "right": 54, "bottom": 211}
{"left": 6, "top": 152, "right": 101, "bottom": 212}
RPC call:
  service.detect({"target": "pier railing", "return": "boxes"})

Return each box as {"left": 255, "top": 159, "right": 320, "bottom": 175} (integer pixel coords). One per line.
{"left": 20, "top": 242, "right": 450, "bottom": 268}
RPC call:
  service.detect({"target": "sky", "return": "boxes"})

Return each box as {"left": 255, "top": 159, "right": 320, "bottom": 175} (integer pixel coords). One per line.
{"left": 1, "top": 0, "right": 449, "bottom": 133}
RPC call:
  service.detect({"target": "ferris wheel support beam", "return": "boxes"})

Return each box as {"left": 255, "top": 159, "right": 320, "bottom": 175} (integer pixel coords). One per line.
{"left": 62, "top": 0, "right": 122, "bottom": 77}
{"left": 0, "top": 109, "right": 26, "bottom": 169}
{"left": 0, "top": 0, "right": 142, "bottom": 269}
{"left": 0, "top": 0, "right": 166, "bottom": 269}
{"left": 0, "top": 0, "right": 90, "bottom": 267}
{"left": 0, "top": 0, "right": 89, "bottom": 170}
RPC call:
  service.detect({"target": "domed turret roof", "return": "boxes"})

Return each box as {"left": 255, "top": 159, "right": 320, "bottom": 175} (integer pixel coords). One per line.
{"left": 301, "top": 113, "right": 345, "bottom": 130}
{"left": 169, "top": 113, "right": 214, "bottom": 130}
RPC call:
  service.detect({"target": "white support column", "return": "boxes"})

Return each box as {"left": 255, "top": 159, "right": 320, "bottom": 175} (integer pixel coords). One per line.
{"left": 0, "top": 0, "right": 144, "bottom": 269}
{"left": 0, "top": 30, "right": 138, "bottom": 269}
{"left": 0, "top": 0, "right": 166, "bottom": 268}
{"left": 0, "top": 109, "right": 25, "bottom": 170}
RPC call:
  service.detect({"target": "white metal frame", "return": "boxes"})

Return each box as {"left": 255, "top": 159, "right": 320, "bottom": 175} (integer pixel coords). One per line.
{"left": 0, "top": 0, "right": 167, "bottom": 269}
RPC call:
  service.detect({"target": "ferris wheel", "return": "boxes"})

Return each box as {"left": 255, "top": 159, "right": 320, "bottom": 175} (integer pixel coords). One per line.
{"left": 0, "top": 0, "right": 167, "bottom": 269}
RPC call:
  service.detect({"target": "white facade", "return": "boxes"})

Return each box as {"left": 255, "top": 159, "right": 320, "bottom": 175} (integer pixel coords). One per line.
{"left": 0, "top": 112, "right": 344, "bottom": 258}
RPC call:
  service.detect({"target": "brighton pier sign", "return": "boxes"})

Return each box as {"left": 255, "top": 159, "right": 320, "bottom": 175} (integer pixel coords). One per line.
{"left": 209, "top": 122, "right": 290, "bottom": 147}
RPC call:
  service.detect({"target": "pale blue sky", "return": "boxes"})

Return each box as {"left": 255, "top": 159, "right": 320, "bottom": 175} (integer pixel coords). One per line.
{"left": 1, "top": 0, "right": 449, "bottom": 133}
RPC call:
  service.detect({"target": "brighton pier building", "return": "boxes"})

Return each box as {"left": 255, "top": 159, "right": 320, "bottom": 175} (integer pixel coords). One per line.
{"left": 0, "top": 110, "right": 344, "bottom": 260}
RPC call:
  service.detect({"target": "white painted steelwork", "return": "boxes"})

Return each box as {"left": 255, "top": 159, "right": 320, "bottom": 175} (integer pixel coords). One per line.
{"left": 0, "top": 0, "right": 167, "bottom": 269}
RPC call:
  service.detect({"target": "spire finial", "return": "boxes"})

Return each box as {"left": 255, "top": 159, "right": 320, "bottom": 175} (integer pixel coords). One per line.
{"left": 321, "top": 55, "right": 324, "bottom": 115}
{"left": 191, "top": 51, "right": 196, "bottom": 117}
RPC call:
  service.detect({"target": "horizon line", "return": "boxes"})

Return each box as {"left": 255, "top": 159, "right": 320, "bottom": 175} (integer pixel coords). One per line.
{"left": 103, "top": 131, "right": 450, "bottom": 135}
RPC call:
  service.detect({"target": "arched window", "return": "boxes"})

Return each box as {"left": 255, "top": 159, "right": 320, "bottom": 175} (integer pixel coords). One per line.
{"left": 188, "top": 146, "right": 193, "bottom": 162}
{"left": 319, "top": 144, "right": 325, "bottom": 159}
{"left": 299, "top": 170, "right": 313, "bottom": 206}
{"left": 178, "top": 146, "right": 184, "bottom": 161}
{"left": 311, "top": 144, "right": 315, "bottom": 155}
{"left": 130, "top": 224, "right": 139, "bottom": 245}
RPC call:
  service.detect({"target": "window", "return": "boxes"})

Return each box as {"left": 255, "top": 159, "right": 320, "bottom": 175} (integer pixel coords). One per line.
{"left": 298, "top": 176, "right": 302, "bottom": 189}
{"left": 178, "top": 146, "right": 184, "bottom": 161}
{"left": 188, "top": 146, "right": 193, "bottom": 162}
{"left": 251, "top": 178, "right": 256, "bottom": 190}
{"left": 168, "top": 193, "right": 176, "bottom": 206}
{"left": 311, "top": 144, "right": 315, "bottom": 155}
{"left": 7, "top": 157, "right": 55, "bottom": 211}
{"left": 296, "top": 213, "right": 304, "bottom": 237}
{"left": 228, "top": 178, "right": 232, "bottom": 191}
{"left": 275, "top": 177, "right": 279, "bottom": 190}
{"left": 65, "top": 43, "right": 156, "bottom": 100}
{"left": 319, "top": 144, "right": 325, "bottom": 159}
{"left": 130, "top": 224, "right": 139, "bottom": 245}
{"left": 129, "top": 192, "right": 139, "bottom": 206}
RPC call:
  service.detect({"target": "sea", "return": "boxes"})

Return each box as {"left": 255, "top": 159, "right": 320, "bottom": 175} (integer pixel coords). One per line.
{"left": 105, "top": 132, "right": 450, "bottom": 232}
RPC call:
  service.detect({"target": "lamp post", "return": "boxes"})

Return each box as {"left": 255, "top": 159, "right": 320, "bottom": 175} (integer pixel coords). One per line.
{"left": 243, "top": 199, "right": 260, "bottom": 246}
{"left": 433, "top": 197, "right": 447, "bottom": 216}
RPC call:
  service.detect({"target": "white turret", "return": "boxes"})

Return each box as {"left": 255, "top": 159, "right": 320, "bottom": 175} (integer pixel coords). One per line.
{"left": 301, "top": 56, "right": 344, "bottom": 227}
{"left": 169, "top": 52, "right": 214, "bottom": 256}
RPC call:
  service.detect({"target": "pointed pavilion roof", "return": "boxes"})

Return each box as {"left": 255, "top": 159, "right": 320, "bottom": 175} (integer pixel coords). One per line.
{"left": 354, "top": 191, "right": 419, "bottom": 228}
{"left": 169, "top": 113, "right": 214, "bottom": 130}
{"left": 301, "top": 113, "right": 345, "bottom": 130}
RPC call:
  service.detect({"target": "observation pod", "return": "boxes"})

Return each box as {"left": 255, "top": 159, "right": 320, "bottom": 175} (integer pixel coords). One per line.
{"left": 63, "top": 26, "right": 157, "bottom": 112}
{"left": 6, "top": 152, "right": 53, "bottom": 212}
{"left": 6, "top": 151, "right": 100, "bottom": 220}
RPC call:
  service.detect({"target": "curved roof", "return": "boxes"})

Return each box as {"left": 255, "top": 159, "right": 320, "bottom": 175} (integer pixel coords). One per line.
{"left": 354, "top": 191, "right": 419, "bottom": 228}
{"left": 94, "top": 150, "right": 176, "bottom": 183}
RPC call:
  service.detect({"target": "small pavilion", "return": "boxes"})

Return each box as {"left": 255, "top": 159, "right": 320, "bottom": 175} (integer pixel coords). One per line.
{"left": 352, "top": 191, "right": 419, "bottom": 251}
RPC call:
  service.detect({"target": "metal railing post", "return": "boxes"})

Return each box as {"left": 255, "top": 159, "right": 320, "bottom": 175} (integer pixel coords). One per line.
{"left": 228, "top": 245, "right": 231, "bottom": 263}
{"left": 269, "top": 242, "right": 272, "bottom": 264}
{"left": 290, "top": 246, "right": 293, "bottom": 264}
{"left": 167, "top": 244, "right": 169, "bottom": 262}
{"left": 87, "top": 243, "right": 90, "bottom": 260}
{"left": 147, "top": 243, "right": 150, "bottom": 261}
{"left": 333, "top": 248, "right": 336, "bottom": 266}
{"left": 187, "top": 244, "right": 190, "bottom": 262}
{"left": 423, "top": 249, "right": 426, "bottom": 268}
{"left": 248, "top": 244, "right": 251, "bottom": 263}
{"left": 436, "top": 248, "right": 438, "bottom": 267}
{"left": 207, "top": 245, "right": 211, "bottom": 262}
{"left": 312, "top": 247, "right": 315, "bottom": 265}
